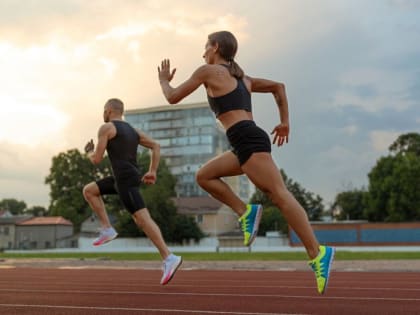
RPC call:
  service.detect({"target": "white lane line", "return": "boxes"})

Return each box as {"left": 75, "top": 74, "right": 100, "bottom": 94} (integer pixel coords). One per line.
{"left": 2, "top": 284, "right": 420, "bottom": 292}
{"left": 0, "top": 288, "right": 419, "bottom": 302}
{"left": 0, "top": 304, "right": 305, "bottom": 315}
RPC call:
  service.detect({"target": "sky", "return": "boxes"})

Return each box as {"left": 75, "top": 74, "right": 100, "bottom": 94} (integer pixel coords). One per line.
{"left": 0, "top": 0, "right": 419, "bottom": 209}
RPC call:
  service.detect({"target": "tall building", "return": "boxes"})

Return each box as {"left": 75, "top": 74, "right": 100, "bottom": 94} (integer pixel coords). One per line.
{"left": 125, "top": 102, "right": 253, "bottom": 201}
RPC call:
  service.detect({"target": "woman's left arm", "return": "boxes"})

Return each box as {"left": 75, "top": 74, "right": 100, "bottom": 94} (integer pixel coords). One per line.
{"left": 248, "top": 76, "right": 290, "bottom": 146}
{"left": 158, "top": 59, "right": 206, "bottom": 104}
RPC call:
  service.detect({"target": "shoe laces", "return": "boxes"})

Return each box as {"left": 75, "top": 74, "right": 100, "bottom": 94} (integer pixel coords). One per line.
{"left": 162, "top": 257, "right": 172, "bottom": 272}
{"left": 239, "top": 216, "right": 250, "bottom": 233}
{"left": 310, "top": 261, "right": 325, "bottom": 278}
{"left": 162, "top": 262, "right": 168, "bottom": 273}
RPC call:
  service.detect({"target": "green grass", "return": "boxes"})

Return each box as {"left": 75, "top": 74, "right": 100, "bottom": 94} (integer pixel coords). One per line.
{"left": 2, "top": 251, "right": 420, "bottom": 261}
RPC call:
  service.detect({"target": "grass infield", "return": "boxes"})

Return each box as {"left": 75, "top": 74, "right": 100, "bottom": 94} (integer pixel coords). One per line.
{"left": 1, "top": 251, "right": 420, "bottom": 261}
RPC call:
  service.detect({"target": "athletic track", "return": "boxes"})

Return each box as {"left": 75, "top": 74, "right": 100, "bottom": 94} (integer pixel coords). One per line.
{"left": 1, "top": 261, "right": 420, "bottom": 314}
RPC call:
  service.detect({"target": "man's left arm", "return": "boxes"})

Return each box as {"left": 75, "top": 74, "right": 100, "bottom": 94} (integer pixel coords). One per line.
{"left": 137, "top": 130, "right": 160, "bottom": 184}
{"left": 85, "top": 124, "right": 111, "bottom": 165}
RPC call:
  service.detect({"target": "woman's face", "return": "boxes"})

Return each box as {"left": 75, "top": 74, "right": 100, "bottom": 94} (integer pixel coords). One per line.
{"left": 203, "top": 40, "right": 217, "bottom": 64}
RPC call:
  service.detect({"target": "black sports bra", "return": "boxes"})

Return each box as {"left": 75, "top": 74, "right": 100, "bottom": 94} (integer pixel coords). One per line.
{"left": 207, "top": 65, "right": 252, "bottom": 117}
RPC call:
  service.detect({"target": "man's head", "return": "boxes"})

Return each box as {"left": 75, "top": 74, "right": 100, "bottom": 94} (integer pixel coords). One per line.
{"left": 103, "top": 98, "right": 124, "bottom": 122}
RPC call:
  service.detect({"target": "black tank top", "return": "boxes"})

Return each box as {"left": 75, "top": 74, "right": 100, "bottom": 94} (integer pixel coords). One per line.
{"left": 106, "top": 120, "right": 140, "bottom": 181}
{"left": 207, "top": 64, "right": 252, "bottom": 117}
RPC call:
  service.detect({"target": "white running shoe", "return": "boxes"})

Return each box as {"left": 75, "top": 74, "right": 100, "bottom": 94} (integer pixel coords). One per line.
{"left": 92, "top": 227, "right": 118, "bottom": 246}
{"left": 160, "top": 254, "right": 182, "bottom": 285}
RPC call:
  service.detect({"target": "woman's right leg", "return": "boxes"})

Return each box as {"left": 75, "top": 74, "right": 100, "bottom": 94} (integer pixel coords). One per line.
{"left": 196, "top": 151, "right": 247, "bottom": 216}
{"left": 241, "top": 152, "right": 320, "bottom": 259}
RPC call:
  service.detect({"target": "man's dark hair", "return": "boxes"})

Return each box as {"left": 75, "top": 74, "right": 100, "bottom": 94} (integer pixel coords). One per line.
{"left": 106, "top": 98, "right": 124, "bottom": 114}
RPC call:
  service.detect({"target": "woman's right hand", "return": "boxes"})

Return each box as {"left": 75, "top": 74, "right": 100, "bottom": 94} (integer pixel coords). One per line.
{"left": 158, "top": 59, "right": 176, "bottom": 83}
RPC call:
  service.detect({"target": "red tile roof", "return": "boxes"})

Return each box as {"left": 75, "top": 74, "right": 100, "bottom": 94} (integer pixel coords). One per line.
{"left": 17, "top": 216, "right": 73, "bottom": 226}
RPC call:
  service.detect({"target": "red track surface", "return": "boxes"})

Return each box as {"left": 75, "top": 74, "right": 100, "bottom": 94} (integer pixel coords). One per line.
{"left": 1, "top": 267, "right": 420, "bottom": 314}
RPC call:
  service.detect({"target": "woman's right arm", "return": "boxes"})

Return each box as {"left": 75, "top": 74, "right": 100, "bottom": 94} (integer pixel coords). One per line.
{"left": 158, "top": 59, "right": 207, "bottom": 104}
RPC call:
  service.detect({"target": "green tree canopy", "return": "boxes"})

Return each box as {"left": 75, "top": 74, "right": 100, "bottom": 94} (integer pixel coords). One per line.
{"left": 332, "top": 189, "right": 368, "bottom": 221}
{"left": 25, "top": 206, "right": 48, "bottom": 217}
{"left": 389, "top": 132, "right": 420, "bottom": 155}
{"left": 365, "top": 132, "right": 420, "bottom": 222}
{"left": 0, "top": 198, "right": 27, "bottom": 215}
{"left": 172, "top": 214, "right": 205, "bottom": 244}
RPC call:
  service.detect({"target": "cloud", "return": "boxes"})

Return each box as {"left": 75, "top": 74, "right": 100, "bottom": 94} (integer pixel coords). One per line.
{"left": 370, "top": 130, "right": 402, "bottom": 153}
{"left": 333, "top": 68, "right": 416, "bottom": 112}
{"left": 0, "top": 142, "right": 59, "bottom": 207}
{"left": 389, "top": 0, "right": 420, "bottom": 10}
{"left": 0, "top": 98, "right": 69, "bottom": 147}
{"left": 0, "top": 0, "right": 419, "bottom": 208}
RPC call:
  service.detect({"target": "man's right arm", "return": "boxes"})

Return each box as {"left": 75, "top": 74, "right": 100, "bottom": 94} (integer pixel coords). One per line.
{"left": 85, "top": 123, "right": 113, "bottom": 164}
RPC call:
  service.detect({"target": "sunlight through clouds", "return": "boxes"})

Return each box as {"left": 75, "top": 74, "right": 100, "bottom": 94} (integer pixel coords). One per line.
{"left": 0, "top": 0, "right": 418, "bottom": 207}
{"left": 0, "top": 98, "right": 69, "bottom": 147}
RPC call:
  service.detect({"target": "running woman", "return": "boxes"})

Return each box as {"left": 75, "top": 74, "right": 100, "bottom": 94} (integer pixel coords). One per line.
{"left": 157, "top": 31, "right": 334, "bottom": 294}
{"left": 83, "top": 98, "right": 182, "bottom": 285}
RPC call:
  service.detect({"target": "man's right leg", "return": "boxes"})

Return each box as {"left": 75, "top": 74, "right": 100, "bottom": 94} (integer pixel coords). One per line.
{"left": 83, "top": 178, "right": 118, "bottom": 246}
{"left": 132, "top": 208, "right": 171, "bottom": 259}
{"left": 83, "top": 181, "right": 113, "bottom": 228}
{"left": 132, "top": 209, "right": 182, "bottom": 285}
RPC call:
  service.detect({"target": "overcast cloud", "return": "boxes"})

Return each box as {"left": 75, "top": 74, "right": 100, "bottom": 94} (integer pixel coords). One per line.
{"left": 0, "top": 0, "right": 419, "bottom": 208}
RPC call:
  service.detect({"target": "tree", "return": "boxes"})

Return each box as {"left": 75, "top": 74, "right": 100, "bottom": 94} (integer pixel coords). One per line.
{"left": 365, "top": 132, "right": 420, "bottom": 222}
{"left": 258, "top": 206, "right": 287, "bottom": 235}
{"left": 389, "top": 132, "right": 420, "bottom": 155}
{"left": 250, "top": 169, "right": 325, "bottom": 235}
{"left": 172, "top": 215, "right": 205, "bottom": 244}
{"left": 0, "top": 198, "right": 27, "bottom": 215}
{"left": 25, "top": 206, "right": 47, "bottom": 217}
{"left": 332, "top": 189, "right": 368, "bottom": 221}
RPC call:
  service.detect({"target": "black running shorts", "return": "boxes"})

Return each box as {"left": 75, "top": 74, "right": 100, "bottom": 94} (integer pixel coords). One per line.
{"left": 226, "top": 120, "right": 272, "bottom": 165}
{"left": 96, "top": 176, "right": 145, "bottom": 214}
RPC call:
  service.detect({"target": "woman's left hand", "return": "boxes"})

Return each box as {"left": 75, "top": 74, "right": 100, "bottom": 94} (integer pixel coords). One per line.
{"left": 271, "top": 123, "right": 289, "bottom": 146}
{"left": 158, "top": 59, "right": 176, "bottom": 83}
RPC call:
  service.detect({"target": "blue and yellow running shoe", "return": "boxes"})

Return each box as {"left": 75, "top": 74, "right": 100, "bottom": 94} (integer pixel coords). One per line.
{"left": 238, "top": 204, "right": 263, "bottom": 246}
{"left": 308, "top": 245, "right": 335, "bottom": 294}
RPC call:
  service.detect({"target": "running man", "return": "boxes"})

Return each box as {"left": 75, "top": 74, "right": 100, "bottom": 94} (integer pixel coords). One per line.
{"left": 83, "top": 98, "right": 182, "bottom": 285}
{"left": 157, "top": 31, "right": 335, "bottom": 294}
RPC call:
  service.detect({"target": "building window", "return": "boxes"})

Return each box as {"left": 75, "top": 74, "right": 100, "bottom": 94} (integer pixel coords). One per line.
{"left": 4, "top": 227, "right": 9, "bottom": 236}
{"left": 196, "top": 214, "right": 203, "bottom": 224}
